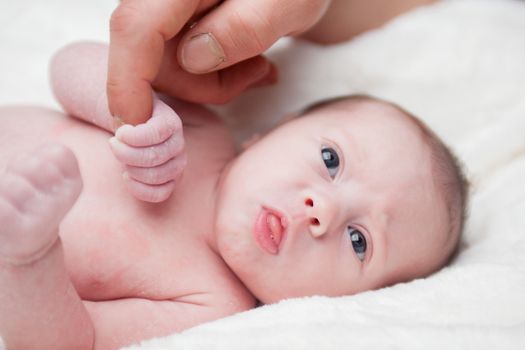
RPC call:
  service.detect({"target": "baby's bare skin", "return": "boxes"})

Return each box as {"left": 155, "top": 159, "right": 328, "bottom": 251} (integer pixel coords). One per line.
{"left": 0, "top": 30, "right": 456, "bottom": 348}
{"left": 0, "top": 104, "right": 255, "bottom": 349}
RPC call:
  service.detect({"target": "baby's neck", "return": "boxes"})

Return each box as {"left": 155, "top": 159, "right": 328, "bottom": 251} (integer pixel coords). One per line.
{"left": 203, "top": 157, "right": 237, "bottom": 256}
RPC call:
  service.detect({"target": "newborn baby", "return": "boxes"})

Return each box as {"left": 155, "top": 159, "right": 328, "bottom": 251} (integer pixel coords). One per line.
{"left": 0, "top": 42, "right": 468, "bottom": 350}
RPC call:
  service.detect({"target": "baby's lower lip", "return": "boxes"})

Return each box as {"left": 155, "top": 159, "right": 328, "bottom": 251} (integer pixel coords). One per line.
{"left": 252, "top": 207, "right": 286, "bottom": 255}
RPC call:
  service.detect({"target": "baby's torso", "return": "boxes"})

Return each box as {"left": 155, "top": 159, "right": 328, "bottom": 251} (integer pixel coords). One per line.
{"left": 0, "top": 102, "right": 256, "bottom": 311}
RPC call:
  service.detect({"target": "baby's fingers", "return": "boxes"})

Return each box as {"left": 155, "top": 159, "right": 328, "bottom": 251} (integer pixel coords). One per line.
{"left": 109, "top": 132, "right": 184, "bottom": 168}
{"left": 122, "top": 174, "right": 176, "bottom": 203}
{"left": 115, "top": 99, "right": 182, "bottom": 147}
{"left": 125, "top": 154, "right": 187, "bottom": 186}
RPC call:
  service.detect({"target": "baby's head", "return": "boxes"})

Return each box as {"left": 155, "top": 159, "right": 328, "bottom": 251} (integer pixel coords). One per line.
{"left": 215, "top": 95, "right": 468, "bottom": 304}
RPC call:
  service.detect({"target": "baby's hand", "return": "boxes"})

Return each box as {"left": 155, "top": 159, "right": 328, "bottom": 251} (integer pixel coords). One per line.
{"left": 109, "top": 98, "right": 186, "bottom": 203}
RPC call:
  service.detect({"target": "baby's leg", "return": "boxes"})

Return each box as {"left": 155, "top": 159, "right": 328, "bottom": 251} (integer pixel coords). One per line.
{"left": 0, "top": 145, "right": 93, "bottom": 350}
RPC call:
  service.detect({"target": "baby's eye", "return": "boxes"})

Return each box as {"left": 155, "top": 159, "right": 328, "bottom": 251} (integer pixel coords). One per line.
{"left": 321, "top": 147, "right": 339, "bottom": 179}
{"left": 348, "top": 227, "right": 367, "bottom": 262}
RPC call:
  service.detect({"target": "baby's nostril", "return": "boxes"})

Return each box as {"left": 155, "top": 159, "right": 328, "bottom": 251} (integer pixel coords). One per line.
{"left": 305, "top": 198, "right": 314, "bottom": 207}
{"left": 310, "top": 218, "right": 320, "bottom": 226}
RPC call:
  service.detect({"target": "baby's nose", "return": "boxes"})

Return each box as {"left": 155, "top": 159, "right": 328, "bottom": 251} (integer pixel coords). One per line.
{"left": 304, "top": 196, "right": 336, "bottom": 238}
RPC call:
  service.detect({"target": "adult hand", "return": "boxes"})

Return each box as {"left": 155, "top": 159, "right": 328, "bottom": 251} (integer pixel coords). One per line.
{"left": 107, "top": 0, "right": 331, "bottom": 125}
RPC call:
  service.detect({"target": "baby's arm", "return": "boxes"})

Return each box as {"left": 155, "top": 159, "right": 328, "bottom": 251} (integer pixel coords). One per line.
{"left": 50, "top": 42, "right": 116, "bottom": 132}
{"left": 50, "top": 42, "right": 186, "bottom": 202}
{"left": 0, "top": 146, "right": 243, "bottom": 349}
{"left": 301, "top": 0, "right": 436, "bottom": 44}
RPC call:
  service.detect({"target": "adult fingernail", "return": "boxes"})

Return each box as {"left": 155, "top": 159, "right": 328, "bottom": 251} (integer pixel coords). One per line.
{"left": 181, "top": 33, "right": 226, "bottom": 73}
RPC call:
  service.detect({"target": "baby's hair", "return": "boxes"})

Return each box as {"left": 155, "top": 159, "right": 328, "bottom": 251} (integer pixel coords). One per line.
{"left": 301, "top": 94, "right": 469, "bottom": 270}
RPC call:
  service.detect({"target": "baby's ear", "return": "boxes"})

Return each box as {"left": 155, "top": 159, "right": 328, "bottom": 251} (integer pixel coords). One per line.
{"left": 240, "top": 133, "right": 262, "bottom": 150}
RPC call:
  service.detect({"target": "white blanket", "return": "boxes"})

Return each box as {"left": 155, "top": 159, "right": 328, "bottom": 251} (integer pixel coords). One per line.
{"left": 1, "top": 0, "right": 524, "bottom": 349}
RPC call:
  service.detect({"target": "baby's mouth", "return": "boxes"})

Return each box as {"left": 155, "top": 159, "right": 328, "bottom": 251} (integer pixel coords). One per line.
{"left": 267, "top": 212, "right": 284, "bottom": 245}
{"left": 253, "top": 206, "right": 288, "bottom": 255}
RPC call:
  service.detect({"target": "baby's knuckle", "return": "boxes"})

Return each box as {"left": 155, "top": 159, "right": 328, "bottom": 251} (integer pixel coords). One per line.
{"left": 146, "top": 186, "right": 171, "bottom": 203}
{"left": 144, "top": 167, "right": 163, "bottom": 184}
{"left": 167, "top": 160, "right": 184, "bottom": 181}
{"left": 145, "top": 147, "right": 161, "bottom": 166}
{"left": 40, "top": 162, "right": 63, "bottom": 181}
{"left": 167, "top": 136, "right": 185, "bottom": 156}
{"left": 109, "top": 147, "right": 122, "bottom": 163}
{"left": 166, "top": 115, "right": 182, "bottom": 133}
{"left": 149, "top": 124, "right": 162, "bottom": 144}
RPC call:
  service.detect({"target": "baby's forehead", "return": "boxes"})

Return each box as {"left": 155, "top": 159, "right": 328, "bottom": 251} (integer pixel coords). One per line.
{"left": 312, "top": 99, "right": 416, "bottom": 129}
{"left": 310, "top": 101, "right": 428, "bottom": 166}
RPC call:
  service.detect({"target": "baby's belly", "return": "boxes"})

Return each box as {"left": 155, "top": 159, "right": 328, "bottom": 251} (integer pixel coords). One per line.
{"left": 0, "top": 106, "right": 229, "bottom": 302}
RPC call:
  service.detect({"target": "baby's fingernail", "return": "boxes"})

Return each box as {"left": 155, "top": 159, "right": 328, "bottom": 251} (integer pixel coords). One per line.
{"left": 181, "top": 33, "right": 225, "bottom": 73}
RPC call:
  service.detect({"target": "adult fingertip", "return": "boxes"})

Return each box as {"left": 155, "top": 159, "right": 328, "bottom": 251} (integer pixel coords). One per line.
{"left": 107, "top": 79, "right": 154, "bottom": 126}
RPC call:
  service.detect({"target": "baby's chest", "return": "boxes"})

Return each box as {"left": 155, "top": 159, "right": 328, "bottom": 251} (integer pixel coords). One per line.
{"left": 59, "top": 196, "right": 224, "bottom": 302}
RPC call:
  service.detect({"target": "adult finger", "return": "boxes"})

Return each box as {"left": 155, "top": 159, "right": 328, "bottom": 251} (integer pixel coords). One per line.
{"left": 154, "top": 54, "right": 278, "bottom": 104}
{"left": 107, "top": 0, "right": 202, "bottom": 125}
{"left": 178, "top": 0, "right": 330, "bottom": 74}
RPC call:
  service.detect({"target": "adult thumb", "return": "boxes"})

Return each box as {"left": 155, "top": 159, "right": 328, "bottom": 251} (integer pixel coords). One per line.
{"left": 178, "top": 0, "right": 330, "bottom": 74}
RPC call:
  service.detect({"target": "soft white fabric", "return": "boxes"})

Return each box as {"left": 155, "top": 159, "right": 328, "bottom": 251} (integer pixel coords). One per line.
{"left": 0, "top": 0, "right": 524, "bottom": 349}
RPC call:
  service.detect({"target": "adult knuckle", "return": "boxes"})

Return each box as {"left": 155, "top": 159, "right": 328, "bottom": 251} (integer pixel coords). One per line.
{"left": 290, "top": 0, "right": 329, "bottom": 32}
{"left": 297, "top": 0, "right": 328, "bottom": 13}
{"left": 229, "top": 7, "right": 271, "bottom": 54}
{"left": 204, "top": 93, "right": 228, "bottom": 104}
{"left": 215, "top": 94, "right": 234, "bottom": 104}
{"left": 209, "top": 85, "right": 235, "bottom": 104}
{"left": 110, "top": 2, "right": 142, "bottom": 35}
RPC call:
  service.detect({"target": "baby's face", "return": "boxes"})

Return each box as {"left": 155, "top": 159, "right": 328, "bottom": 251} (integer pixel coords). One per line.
{"left": 215, "top": 101, "right": 450, "bottom": 304}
